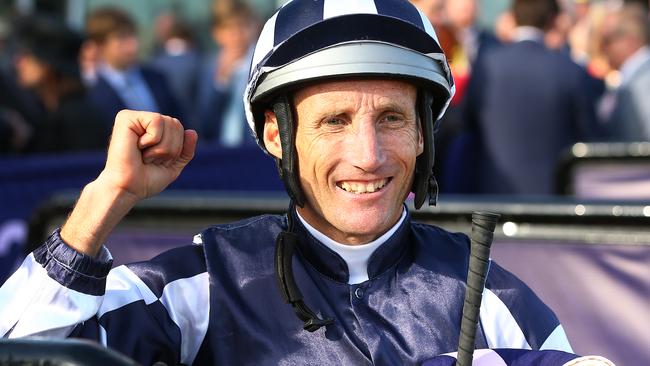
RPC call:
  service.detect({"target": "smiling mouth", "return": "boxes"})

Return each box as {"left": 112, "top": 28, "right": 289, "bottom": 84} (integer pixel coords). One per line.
{"left": 337, "top": 178, "right": 390, "bottom": 194}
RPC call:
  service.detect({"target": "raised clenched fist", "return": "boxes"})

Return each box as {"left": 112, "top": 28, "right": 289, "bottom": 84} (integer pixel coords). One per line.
{"left": 99, "top": 110, "right": 198, "bottom": 201}
{"left": 60, "top": 110, "right": 198, "bottom": 255}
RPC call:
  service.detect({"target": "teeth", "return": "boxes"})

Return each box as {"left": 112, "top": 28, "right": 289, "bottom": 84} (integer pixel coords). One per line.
{"left": 339, "top": 179, "right": 387, "bottom": 194}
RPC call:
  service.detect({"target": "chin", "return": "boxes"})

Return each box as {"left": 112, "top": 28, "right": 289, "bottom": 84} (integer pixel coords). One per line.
{"left": 332, "top": 215, "right": 395, "bottom": 243}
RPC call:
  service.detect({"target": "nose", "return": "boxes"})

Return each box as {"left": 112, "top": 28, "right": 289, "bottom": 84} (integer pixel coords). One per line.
{"left": 348, "top": 121, "right": 386, "bottom": 172}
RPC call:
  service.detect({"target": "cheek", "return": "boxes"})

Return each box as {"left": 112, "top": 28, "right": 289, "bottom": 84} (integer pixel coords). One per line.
{"left": 296, "top": 134, "right": 326, "bottom": 171}
{"left": 391, "top": 129, "right": 422, "bottom": 166}
{"left": 390, "top": 127, "right": 421, "bottom": 150}
{"left": 295, "top": 131, "right": 337, "bottom": 186}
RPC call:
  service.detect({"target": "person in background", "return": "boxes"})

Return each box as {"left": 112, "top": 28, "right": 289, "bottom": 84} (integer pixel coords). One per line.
{"left": 568, "top": 0, "right": 596, "bottom": 66}
{"left": 195, "top": 0, "right": 258, "bottom": 147}
{"left": 78, "top": 37, "right": 100, "bottom": 87}
{"left": 150, "top": 18, "right": 202, "bottom": 130}
{"left": 409, "top": 0, "right": 459, "bottom": 58}
{"left": 494, "top": 10, "right": 517, "bottom": 43}
{"left": 438, "top": 0, "right": 502, "bottom": 193}
{"left": 445, "top": 0, "right": 500, "bottom": 97}
{"left": 0, "top": 75, "right": 32, "bottom": 153}
{"left": 565, "top": 0, "right": 613, "bottom": 78}
{"left": 598, "top": 3, "right": 650, "bottom": 140}
{"left": 409, "top": 0, "right": 446, "bottom": 27}
{"left": 0, "top": 17, "right": 31, "bottom": 154}
{"left": 475, "top": 0, "right": 601, "bottom": 195}
{"left": 11, "top": 17, "right": 108, "bottom": 153}
{"left": 85, "top": 7, "right": 184, "bottom": 126}
{"left": 543, "top": 1, "right": 573, "bottom": 51}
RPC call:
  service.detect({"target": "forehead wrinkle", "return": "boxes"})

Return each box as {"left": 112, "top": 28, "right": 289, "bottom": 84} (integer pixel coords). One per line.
{"left": 294, "top": 79, "right": 416, "bottom": 108}
{"left": 297, "top": 87, "right": 416, "bottom": 121}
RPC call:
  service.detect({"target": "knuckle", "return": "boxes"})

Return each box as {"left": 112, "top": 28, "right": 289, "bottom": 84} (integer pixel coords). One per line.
{"left": 148, "top": 147, "right": 169, "bottom": 158}
{"left": 150, "top": 113, "right": 163, "bottom": 122}
{"left": 114, "top": 109, "right": 131, "bottom": 123}
{"left": 173, "top": 119, "right": 184, "bottom": 132}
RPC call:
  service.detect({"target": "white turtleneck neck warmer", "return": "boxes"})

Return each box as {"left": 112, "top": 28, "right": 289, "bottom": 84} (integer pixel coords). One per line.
{"left": 296, "top": 208, "right": 407, "bottom": 285}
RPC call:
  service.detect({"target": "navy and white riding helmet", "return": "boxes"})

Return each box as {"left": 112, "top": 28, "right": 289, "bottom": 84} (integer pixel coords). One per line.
{"left": 244, "top": 0, "right": 455, "bottom": 208}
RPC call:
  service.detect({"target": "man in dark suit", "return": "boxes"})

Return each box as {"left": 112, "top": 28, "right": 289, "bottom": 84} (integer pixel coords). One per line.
{"left": 475, "top": 0, "right": 600, "bottom": 195}
{"left": 599, "top": 3, "right": 650, "bottom": 141}
{"left": 85, "top": 8, "right": 183, "bottom": 126}
{"left": 436, "top": 0, "right": 502, "bottom": 193}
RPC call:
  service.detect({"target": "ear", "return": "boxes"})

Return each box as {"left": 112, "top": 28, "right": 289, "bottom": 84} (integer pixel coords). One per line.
{"left": 263, "top": 109, "right": 283, "bottom": 159}
{"left": 416, "top": 118, "right": 425, "bottom": 156}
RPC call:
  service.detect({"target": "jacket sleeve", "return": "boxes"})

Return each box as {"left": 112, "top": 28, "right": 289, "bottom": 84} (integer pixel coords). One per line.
{"left": 0, "top": 229, "right": 210, "bottom": 365}
{"left": 479, "top": 260, "right": 573, "bottom": 353}
{"left": 0, "top": 229, "right": 112, "bottom": 338}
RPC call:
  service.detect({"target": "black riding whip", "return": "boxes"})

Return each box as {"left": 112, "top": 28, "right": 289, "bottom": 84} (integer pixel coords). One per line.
{"left": 455, "top": 212, "right": 501, "bottom": 366}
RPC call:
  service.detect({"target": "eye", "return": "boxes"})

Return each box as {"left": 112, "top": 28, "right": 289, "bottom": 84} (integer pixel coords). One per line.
{"left": 380, "top": 113, "right": 406, "bottom": 126}
{"left": 323, "top": 117, "right": 345, "bottom": 126}
{"left": 383, "top": 114, "right": 401, "bottom": 122}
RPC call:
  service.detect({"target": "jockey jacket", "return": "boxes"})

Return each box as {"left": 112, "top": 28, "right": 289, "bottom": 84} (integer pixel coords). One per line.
{"left": 0, "top": 208, "right": 572, "bottom": 365}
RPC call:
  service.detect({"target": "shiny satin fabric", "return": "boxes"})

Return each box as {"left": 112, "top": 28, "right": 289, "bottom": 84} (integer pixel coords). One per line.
{"left": 192, "top": 210, "right": 559, "bottom": 365}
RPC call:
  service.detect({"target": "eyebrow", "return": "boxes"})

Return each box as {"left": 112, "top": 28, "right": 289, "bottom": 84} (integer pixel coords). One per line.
{"left": 317, "top": 99, "right": 416, "bottom": 116}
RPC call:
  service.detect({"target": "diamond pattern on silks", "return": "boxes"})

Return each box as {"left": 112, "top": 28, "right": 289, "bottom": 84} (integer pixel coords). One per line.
{"left": 421, "top": 349, "right": 616, "bottom": 366}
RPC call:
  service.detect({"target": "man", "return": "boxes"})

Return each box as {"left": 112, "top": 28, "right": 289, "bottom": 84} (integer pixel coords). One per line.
{"left": 85, "top": 7, "right": 184, "bottom": 126}
{"left": 12, "top": 17, "right": 109, "bottom": 153}
{"left": 438, "top": 0, "right": 502, "bottom": 193}
{"left": 599, "top": 3, "right": 650, "bottom": 140}
{"left": 475, "top": 0, "right": 601, "bottom": 195}
{"left": 195, "top": 0, "right": 259, "bottom": 146}
{"left": 0, "top": 1, "right": 574, "bottom": 365}
{"left": 150, "top": 18, "right": 202, "bottom": 130}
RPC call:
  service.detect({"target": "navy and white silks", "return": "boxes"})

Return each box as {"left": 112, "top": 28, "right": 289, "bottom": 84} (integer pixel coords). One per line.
{"left": 0, "top": 208, "right": 571, "bottom": 365}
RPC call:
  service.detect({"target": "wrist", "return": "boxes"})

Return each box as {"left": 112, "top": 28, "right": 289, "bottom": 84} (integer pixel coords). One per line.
{"left": 93, "top": 171, "right": 142, "bottom": 206}
{"left": 60, "top": 178, "right": 139, "bottom": 257}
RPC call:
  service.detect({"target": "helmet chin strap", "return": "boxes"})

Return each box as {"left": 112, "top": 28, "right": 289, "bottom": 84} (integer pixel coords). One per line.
{"left": 273, "top": 95, "right": 305, "bottom": 207}
{"left": 413, "top": 89, "right": 438, "bottom": 208}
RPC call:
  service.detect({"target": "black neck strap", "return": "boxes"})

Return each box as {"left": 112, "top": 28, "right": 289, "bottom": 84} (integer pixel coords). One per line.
{"left": 275, "top": 203, "right": 334, "bottom": 332}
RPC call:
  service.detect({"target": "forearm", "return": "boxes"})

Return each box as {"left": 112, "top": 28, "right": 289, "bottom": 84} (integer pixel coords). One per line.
{"left": 61, "top": 174, "right": 139, "bottom": 257}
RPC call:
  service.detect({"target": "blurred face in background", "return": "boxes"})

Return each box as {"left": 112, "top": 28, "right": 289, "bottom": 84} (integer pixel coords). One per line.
{"left": 409, "top": 0, "right": 446, "bottom": 26}
{"left": 100, "top": 30, "right": 139, "bottom": 70}
{"left": 600, "top": 14, "right": 643, "bottom": 70}
{"left": 15, "top": 52, "right": 48, "bottom": 89}
{"left": 213, "top": 15, "right": 255, "bottom": 57}
{"left": 79, "top": 40, "right": 99, "bottom": 74}
{"left": 446, "top": 0, "right": 477, "bottom": 29}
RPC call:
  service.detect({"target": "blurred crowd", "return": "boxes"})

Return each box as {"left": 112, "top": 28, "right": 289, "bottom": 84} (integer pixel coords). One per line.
{"left": 0, "top": 0, "right": 260, "bottom": 155}
{"left": 0, "top": 0, "right": 649, "bottom": 196}
{"left": 413, "top": 0, "right": 650, "bottom": 195}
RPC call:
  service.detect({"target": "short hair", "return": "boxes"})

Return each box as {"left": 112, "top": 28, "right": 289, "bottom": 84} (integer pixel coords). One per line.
{"left": 166, "top": 22, "right": 195, "bottom": 44}
{"left": 212, "top": 0, "right": 255, "bottom": 28}
{"left": 610, "top": 3, "right": 650, "bottom": 45}
{"left": 85, "top": 7, "right": 136, "bottom": 44}
{"left": 512, "top": 0, "right": 560, "bottom": 30}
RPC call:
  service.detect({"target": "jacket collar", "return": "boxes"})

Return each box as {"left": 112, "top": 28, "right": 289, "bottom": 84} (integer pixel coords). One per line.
{"left": 291, "top": 206, "right": 412, "bottom": 284}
